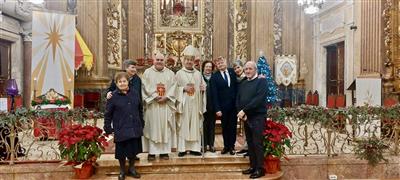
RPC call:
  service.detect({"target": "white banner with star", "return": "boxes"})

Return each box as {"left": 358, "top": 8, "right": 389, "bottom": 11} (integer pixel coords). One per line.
{"left": 31, "top": 11, "right": 75, "bottom": 108}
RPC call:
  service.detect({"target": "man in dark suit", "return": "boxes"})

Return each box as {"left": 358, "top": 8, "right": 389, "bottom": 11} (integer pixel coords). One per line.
{"left": 210, "top": 56, "right": 237, "bottom": 155}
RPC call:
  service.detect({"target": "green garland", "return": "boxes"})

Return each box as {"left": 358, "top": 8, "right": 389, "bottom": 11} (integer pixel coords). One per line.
{"left": 267, "top": 105, "right": 400, "bottom": 125}
{"left": 0, "top": 107, "right": 104, "bottom": 128}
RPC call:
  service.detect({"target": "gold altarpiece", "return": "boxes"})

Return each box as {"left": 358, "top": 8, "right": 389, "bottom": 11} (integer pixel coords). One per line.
{"left": 383, "top": 0, "right": 400, "bottom": 99}
{"left": 151, "top": 0, "right": 205, "bottom": 71}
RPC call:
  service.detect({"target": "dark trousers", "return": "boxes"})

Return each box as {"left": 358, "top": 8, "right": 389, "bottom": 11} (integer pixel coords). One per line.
{"left": 221, "top": 109, "right": 237, "bottom": 149}
{"left": 244, "top": 115, "right": 265, "bottom": 170}
{"left": 203, "top": 111, "right": 216, "bottom": 147}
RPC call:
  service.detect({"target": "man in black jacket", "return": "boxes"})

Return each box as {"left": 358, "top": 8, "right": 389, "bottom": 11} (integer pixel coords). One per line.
{"left": 106, "top": 59, "right": 142, "bottom": 101}
{"left": 236, "top": 61, "right": 268, "bottom": 179}
{"left": 210, "top": 56, "right": 237, "bottom": 155}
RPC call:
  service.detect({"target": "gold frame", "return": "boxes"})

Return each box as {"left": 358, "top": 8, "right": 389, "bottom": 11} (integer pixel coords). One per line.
{"left": 153, "top": 0, "right": 204, "bottom": 33}
{"left": 383, "top": 0, "right": 400, "bottom": 96}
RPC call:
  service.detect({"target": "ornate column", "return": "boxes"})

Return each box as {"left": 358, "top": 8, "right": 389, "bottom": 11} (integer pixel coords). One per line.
{"left": 383, "top": 0, "right": 398, "bottom": 99}
{"left": 233, "top": 0, "right": 249, "bottom": 62}
{"left": 21, "top": 28, "right": 32, "bottom": 107}
{"left": 204, "top": 0, "right": 214, "bottom": 61}
{"left": 144, "top": 0, "right": 154, "bottom": 58}
{"left": 273, "top": 0, "right": 283, "bottom": 57}
{"left": 106, "top": 0, "right": 123, "bottom": 70}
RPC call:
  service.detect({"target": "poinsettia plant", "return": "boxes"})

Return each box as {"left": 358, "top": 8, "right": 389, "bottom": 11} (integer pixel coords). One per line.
{"left": 263, "top": 119, "right": 292, "bottom": 159}
{"left": 58, "top": 124, "right": 108, "bottom": 165}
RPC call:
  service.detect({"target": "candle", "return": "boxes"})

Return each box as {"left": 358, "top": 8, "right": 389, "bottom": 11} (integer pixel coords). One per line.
{"left": 67, "top": 78, "right": 73, "bottom": 99}
{"left": 33, "top": 77, "right": 37, "bottom": 97}
{"left": 191, "top": 34, "right": 194, "bottom": 46}
{"left": 33, "top": 77, "right": 37, "bottom": 90}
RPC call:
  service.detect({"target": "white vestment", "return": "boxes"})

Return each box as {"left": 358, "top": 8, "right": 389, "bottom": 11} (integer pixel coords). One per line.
{"left": 142, "top": 66, "right": 177, "bottom": 154}
{"left": 175, "top": 67, "right": 207, "bottom": 152}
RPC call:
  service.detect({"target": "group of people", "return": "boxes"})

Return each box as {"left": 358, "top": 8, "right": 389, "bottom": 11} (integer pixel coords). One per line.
{"left": 103, "top": 45, "right": 268, "bottom": 179}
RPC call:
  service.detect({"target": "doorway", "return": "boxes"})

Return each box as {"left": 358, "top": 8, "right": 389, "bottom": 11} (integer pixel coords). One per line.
{"left": 326, "top": 41, "right": 345, "bottom": 101}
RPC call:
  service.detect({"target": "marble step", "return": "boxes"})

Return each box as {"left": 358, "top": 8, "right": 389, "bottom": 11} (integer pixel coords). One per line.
{"left": 97, "top": 153, "right": 250, "bottom": 174}
{"left": 89, "top": 171, "right": 284, "bottom": 179}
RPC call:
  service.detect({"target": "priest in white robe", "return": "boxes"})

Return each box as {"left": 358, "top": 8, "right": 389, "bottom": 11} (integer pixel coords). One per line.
{"left": 175, "top": 45, "right": 207, "bottom": 157}
{"left": 142, "top": 51, "right": 177, "bottom": 161}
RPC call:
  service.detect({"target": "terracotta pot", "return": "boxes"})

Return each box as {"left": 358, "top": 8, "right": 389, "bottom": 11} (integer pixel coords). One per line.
{"left": 264, "top": 155, "right": 280, "bottom": 174}
{"left": 74, "top": 162, "right": 94, "bottom": 179}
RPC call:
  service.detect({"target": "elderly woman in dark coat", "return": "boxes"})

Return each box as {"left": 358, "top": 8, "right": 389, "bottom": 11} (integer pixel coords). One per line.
{"left": 104, "top": 72, "right": 143, "bottom": 180}
{"left": 201, "top": 60, "right": 216, "bottom": 152}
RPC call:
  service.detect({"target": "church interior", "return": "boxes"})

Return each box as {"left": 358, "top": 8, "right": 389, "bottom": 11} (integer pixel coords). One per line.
{"left": 0, "top": 0, "right": 400, "bottom": 179}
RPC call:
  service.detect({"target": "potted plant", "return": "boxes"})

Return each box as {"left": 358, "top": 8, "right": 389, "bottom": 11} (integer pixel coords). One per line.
{"left": 263, "top": 119, "right": 292, "bottom": 174}
{"left": 354, "top": 136, "right": 389, "bottom": 166}
{"left": 58, "top": 124, "right": 108, "bottom": 179}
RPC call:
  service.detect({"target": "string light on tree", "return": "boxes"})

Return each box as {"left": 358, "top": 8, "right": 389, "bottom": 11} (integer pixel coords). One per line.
{"left": 257, "top": 55, "right": 278, "bottom": 107}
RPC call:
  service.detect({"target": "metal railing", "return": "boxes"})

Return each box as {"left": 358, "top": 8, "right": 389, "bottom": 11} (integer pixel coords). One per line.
{"left": 268, "top": 105, "right": 400, "bottom": 156}
{"left": 1, "top": 105, "right": 398, "bottom": 165}
{"left": 0, "top": 108, "right": 102, "bottom": 165}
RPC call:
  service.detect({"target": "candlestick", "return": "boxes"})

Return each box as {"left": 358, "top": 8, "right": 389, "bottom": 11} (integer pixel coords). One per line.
{"left": 33, "top": 77, "right": 37, "bottom": 98}
{"left": 67, "top": 78, "right": 73, "bottom": 100}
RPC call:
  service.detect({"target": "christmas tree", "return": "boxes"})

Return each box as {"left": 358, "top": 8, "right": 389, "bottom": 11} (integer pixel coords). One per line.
{"left": 257, "top": 56, "right": 278, "bottom": 107}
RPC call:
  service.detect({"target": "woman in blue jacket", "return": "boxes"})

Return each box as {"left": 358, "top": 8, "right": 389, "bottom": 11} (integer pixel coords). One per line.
{"left": 104, "top": 72, "right": 143, "bottom": 180}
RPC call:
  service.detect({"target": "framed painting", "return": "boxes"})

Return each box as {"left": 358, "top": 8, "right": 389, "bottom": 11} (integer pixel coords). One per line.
{"left": 154, "top": 0, "right": 204, "bottom": 33}
{"left": 275, "top": 55, "right": 298, "bottom": 87}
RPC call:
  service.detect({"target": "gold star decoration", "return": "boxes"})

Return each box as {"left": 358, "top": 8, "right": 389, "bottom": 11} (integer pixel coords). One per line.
{"left": 45, "top": 22, "right": 63, "bottom": 62}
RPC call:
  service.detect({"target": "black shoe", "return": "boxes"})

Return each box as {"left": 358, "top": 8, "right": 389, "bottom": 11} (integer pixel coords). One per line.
{"left": 243, "top": 152, "right": 249, "bottom": 157}
{"left": 134, "top": 156, "right": 140, "bottom": 161}
{"left": 190, "top": 151, "right": 202, "bottom": 156}
{"left": 229, "top": 149, "right": 236, "bottom": 155}
{"left": 160, "top": 153, "right": 169, "bottom": 160}
{"left": 127, "top": 169, "right": 141, "bottom": 178}
{"left": 178, "top": 152, "right": 186, "bottom": 157}
{"left": 242, "top": 167, "right": 256, "bottom": 175}
{"left": 209, "top": 146, "right": 216, "bottom": 153}
{"left": 250, "top": 169, "right": 265, "bottom": 179}
{"left": 118, "top": 173, "right": 125, "bottom": 180}
{"left": 221, "top": 148, "right": 229, "bottom": 154}
{"left": 237, "top": 149, "right": 248, "bottom": 154}
{"left": 147, "top": 154, "right": 156, "bottom": 161}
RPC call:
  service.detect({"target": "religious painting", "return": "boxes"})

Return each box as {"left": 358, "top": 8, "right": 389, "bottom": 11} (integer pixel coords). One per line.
{"left": 275, "top": 55, "right": 298, "bottom": 87}
{"left": 31, "top": 11, "right": 75, "bottom": 107}
{"left": 154, "top": 0, "right": 204, "bottom": 32}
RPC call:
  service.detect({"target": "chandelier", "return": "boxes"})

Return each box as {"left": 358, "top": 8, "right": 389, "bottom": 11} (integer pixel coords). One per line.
{"left": 298, "top": 0, "right": 325, "bottom": 14}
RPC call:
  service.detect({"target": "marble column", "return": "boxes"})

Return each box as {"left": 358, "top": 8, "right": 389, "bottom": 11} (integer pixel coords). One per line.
{"left": 21, "top": 27, "right": 32, "bottom": 107}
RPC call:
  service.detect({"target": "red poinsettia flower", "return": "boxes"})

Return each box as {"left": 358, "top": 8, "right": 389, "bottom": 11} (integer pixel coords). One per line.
{"left": 59, "top": 124, "right": 108, "bottom": 164}
{"left": 263, "top": 119, "right": 292, "bottom": 159}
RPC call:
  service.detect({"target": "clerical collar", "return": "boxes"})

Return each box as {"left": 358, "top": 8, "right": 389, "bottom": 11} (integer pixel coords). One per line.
{"left": 248, "top": 73, "right": 258, "bottom": 81}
